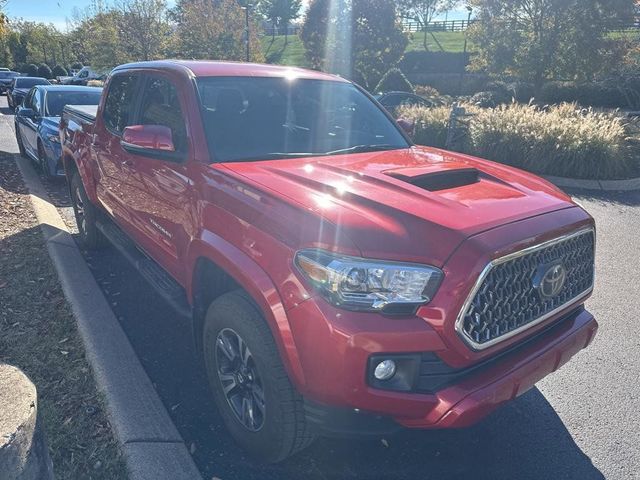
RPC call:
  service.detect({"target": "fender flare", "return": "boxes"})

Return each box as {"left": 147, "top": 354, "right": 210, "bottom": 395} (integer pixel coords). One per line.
{"left": 61, "top": 142, "right": 99, "bottom": 205}
{"left": 187, "top": 230, "right": 307, "bottom": 389}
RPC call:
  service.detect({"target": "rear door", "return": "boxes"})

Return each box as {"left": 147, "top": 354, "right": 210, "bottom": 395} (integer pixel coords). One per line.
{"left": 92, "top": 72, "right": 142, "bottom": 228}
{"left": 19, "top": 89, "right": 39, "bottom": 156}
{"left": 117, "top": 73, "right": 194, "bottom": 282}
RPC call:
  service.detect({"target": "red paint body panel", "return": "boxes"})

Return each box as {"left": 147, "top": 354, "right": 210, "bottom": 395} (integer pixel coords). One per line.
{"left": 61, "top": 60, "right": 597, "bottom": 431}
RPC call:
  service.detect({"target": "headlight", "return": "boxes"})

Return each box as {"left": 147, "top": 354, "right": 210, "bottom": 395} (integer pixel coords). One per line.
{"left": 47, "top": 134, "right": 61, "bottom": 144}
{"left": 295, "top": 249, "right": 443, "bottom": 314}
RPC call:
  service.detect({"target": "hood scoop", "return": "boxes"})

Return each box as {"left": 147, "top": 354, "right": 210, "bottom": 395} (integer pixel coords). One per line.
{"left": 387, "top": 168, "right": 480, "bottom": 192}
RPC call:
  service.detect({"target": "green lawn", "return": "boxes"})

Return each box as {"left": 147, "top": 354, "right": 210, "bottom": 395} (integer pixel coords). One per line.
{"left": 261, "top": 35, "right": 309, "bottom": 67}
{"left": 261, "top": 31, "right": 472, "bottom": 67}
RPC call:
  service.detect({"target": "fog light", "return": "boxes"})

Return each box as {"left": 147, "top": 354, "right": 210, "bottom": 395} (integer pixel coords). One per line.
{"left": 374, "top": 359, "right": 397, "bottom": 380}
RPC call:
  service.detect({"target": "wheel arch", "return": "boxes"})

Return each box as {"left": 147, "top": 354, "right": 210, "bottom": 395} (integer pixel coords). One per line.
{"left": 188, "top": 234, "right": 307, "bottom": 390}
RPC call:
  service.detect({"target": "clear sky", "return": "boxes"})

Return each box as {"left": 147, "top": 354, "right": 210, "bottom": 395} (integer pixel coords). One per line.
{"left": 4, "top": 0, "right": 469, "bottom": 31}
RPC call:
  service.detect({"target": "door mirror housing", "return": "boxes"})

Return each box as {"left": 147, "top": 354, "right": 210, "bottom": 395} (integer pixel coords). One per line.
{"left": 121, "top": 125, "right": 175, "bottom": 152}
{"left": 17, "top": 107, "right": 35, "bottom": 119}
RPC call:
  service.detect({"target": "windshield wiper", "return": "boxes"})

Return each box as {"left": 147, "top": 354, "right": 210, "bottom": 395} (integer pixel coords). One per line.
{"left": 230, "top": 145, "right": 404, "bottom": 162}
{"left": 326, "top": 144, "right": 403, "bottom": 156}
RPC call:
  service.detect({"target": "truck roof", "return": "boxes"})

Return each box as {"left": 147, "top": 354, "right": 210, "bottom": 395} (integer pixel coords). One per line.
{"left": 112, "top": 60, "right": 348, "bottom": 83}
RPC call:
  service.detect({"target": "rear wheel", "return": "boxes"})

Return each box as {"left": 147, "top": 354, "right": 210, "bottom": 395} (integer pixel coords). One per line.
{"left": 70, "top": 172, "right": 104, "bottom": 249}
{"left": 203, "top": 290, "right": 315, "bottom": 463}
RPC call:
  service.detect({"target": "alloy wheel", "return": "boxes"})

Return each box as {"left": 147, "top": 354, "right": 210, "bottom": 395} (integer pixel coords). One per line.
{"left": 215, "top": 328, "right": 266, "bottom": 432}
{"left": 73, "top": 184, "right": 87, "bottom": 235}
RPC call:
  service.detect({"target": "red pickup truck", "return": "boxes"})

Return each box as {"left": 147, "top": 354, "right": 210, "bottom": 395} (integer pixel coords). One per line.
{"left": 60, "top": 61, "right": 597, "bottom": 463}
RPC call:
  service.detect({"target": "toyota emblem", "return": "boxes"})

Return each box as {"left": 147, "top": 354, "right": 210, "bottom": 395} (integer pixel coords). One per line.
{"left": 534, "top": 263, "right": 567, "bottom": 298}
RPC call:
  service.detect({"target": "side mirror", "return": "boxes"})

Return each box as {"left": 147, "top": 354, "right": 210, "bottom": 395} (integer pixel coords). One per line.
{"left": 17, "top": 107, "right": 35, "bottom": 119}
{"left": 121, "top": 125, "right": 175, "bottom": 152}
{"left": 396, "top": 118, "right": 414, "bottom": 136}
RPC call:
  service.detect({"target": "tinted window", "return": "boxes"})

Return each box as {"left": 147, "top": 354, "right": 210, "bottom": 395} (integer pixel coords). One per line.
{"left": 23, "top": 90, "right": 35, "bottom": 109}
{"left": 45, "top": 90, "right": 102, "bottom": 117}
{"left": 15, "top": 78, "right": 49, "bottom": 88}
{"left": 0, "top": 72, "right": 18, "bottom": 79}
{"left": 103, "top": 75, "right": 139, "bottom": 134}
{"left": 139, "top": 77, "right": 187, "bottom": 152}
{"left": 196, "top": 77, "right": 408, "bottom": 162}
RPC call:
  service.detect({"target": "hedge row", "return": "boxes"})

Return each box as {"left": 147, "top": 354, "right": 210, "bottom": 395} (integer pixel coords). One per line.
{"left": 399, "top": 51, "right": 470, "bottom": 75}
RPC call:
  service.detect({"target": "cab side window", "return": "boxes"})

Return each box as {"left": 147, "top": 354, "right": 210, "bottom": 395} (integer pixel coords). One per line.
{"left": 138, "top": 77, "right": 187, "bottom": 153}
{"left": 23, "top": 90, "right": 35, "bottom": 110}
{"left": 103, "top": 74, "right": 139, "bottom": 135}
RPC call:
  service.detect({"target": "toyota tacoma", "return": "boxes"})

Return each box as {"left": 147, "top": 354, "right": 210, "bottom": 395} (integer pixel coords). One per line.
{"left": 60, "top": 61, "right": 597, "bottom": 463}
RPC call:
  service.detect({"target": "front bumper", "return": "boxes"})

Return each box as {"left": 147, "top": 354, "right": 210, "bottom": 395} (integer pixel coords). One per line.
{"left": 291, "top": 302, "right": 596, "bottom": 432}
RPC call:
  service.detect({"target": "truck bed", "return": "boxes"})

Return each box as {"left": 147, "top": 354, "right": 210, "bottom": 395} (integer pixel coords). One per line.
{"left": 62, "top": 104, "right": 97, "bottom": 125}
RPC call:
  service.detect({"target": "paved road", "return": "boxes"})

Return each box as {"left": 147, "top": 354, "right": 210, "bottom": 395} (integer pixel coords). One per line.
{"left": 2, "top": 96, "right": 640, "bottom": 479}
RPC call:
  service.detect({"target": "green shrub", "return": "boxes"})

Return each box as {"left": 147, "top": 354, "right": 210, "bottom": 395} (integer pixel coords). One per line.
{"left": 397, "top": 102, "right": 635, "bottom": 179}
{"left": 396, "top": 104, "right": 451, "bottom": 149}
{"left": 506, "top": 81, "right": 535, "bottom": 103}
{"left": 407, "top": 73, "right": 490, "bottom": 96}
{"left": 37, "top": 63, "right": 52, "bottom": 79}
{"left": 52, "top": 65, "right": 68, "bottom": 77}
{"left": 25, "top": 63, "right": 38, "bottom": 76}
{"left": 375, "top": 68, "right": 413, "bottom": 93}
{"left": 539, "top": 81, "right": 627, "bottom": 108}
{"left": 470, "top": 90, "right": 511, "bottom": 108}
{"left": 71, "top": 62, "right": 83, "bottom": 70}
{"left": 399, "top": 51, "right": 470, "bottom": 74}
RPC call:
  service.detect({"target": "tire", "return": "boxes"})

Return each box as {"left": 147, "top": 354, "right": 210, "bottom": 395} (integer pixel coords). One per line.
{"left": 70, "top": 171, "right": 104, "bottom": 249}
{"left": 15, "top": 126, "right": 25, "bottom": 156}
{"left": 203, "top": 290, "right": 315, "bottom": 463}
{"left": 37, "top": 141, "right": 52, "bottom": 178}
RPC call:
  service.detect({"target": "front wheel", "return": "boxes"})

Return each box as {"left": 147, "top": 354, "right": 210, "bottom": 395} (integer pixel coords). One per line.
{"left": 70, "top": 172, "right": 104, "bottom": 249}
{"left": 15, "top": 126, "right": 25, "bottom": 156}
{"left": 37, "top": 141, "right": 53, "bottom": 178}
{"left": 203, "top": 290, "right": 315, "bottom": 463}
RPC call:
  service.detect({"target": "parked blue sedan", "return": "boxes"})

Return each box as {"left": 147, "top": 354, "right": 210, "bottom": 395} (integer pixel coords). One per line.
{"left": 15, "top": 86, "right": 102, "bottom": 177}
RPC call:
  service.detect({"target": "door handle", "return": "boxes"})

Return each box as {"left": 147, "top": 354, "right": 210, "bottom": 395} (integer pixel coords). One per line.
{"left": 121, "top": 160, "right": 134, "bottom": 168}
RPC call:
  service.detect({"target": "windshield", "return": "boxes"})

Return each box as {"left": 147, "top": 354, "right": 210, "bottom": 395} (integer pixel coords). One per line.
{"left": 0, "top": 72, "right": 18, "bottom": 79}
{"left": 45, "top": 90, "right": 102, "bottom": 117}
{"left": 16, "top": 78, "right": 49, "bottom": 89}
{"left": 196, "top": 77, "right": 409, "bottom": 162}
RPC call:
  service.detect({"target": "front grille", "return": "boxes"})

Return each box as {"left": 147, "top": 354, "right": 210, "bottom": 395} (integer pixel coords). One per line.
{"left": 457, "top": 229, "right": 595, "bottom": 350}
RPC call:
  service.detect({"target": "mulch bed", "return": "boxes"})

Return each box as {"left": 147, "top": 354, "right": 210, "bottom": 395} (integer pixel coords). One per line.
{"left": 0, "top": 154, "right": 127, "bottom": 479}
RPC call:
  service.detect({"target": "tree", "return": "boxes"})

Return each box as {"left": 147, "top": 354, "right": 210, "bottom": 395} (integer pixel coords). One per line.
{"left": 258, "top": 0, "right": 302, "bottom": 43}
{"left": 116, "top": 0, "right": 170, "bottom": 61}
{"left": 396, "top": 0, "right": 459, "bottom": 50}
{"left": 171, "top": 0, "right": 264, "bottom": 62}
{"left": 468, "top": 0, "right": 636, "bottom": 90}
{"left": 25, "top": 63, "right": 38, "bottom": 76}
{"left": 301, "top": 0, "right": 408, "bottom": 88}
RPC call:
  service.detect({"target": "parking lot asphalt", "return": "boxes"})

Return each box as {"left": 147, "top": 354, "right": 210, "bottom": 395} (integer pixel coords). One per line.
{"left": 2, "top": 96, "right": 640, "bottom": 479}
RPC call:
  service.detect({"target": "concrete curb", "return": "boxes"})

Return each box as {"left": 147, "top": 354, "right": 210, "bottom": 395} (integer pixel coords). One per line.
{"left": 14, "top": 155, "right": 202, "bottom": 480}
{"left": 544, "top": 175, "right": 640, "bottom": 192}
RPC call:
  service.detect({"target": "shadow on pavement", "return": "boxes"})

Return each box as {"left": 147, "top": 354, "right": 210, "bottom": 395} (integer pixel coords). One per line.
{"left": 82, "top": 244, "right": 604, "bottom": 480}
{"left": 566, "top": 187, "right": 640, "bottom": 207}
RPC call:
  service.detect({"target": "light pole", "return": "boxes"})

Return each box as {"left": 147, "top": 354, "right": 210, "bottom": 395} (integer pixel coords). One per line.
{"left": 458, "top": 5, "right": 473, "bottom": 94}
{"left": 462, "top": 5, "right": 473, "bottom": 54}
{"left": 241, "top": 4, "right": 254, "bottom": 62}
